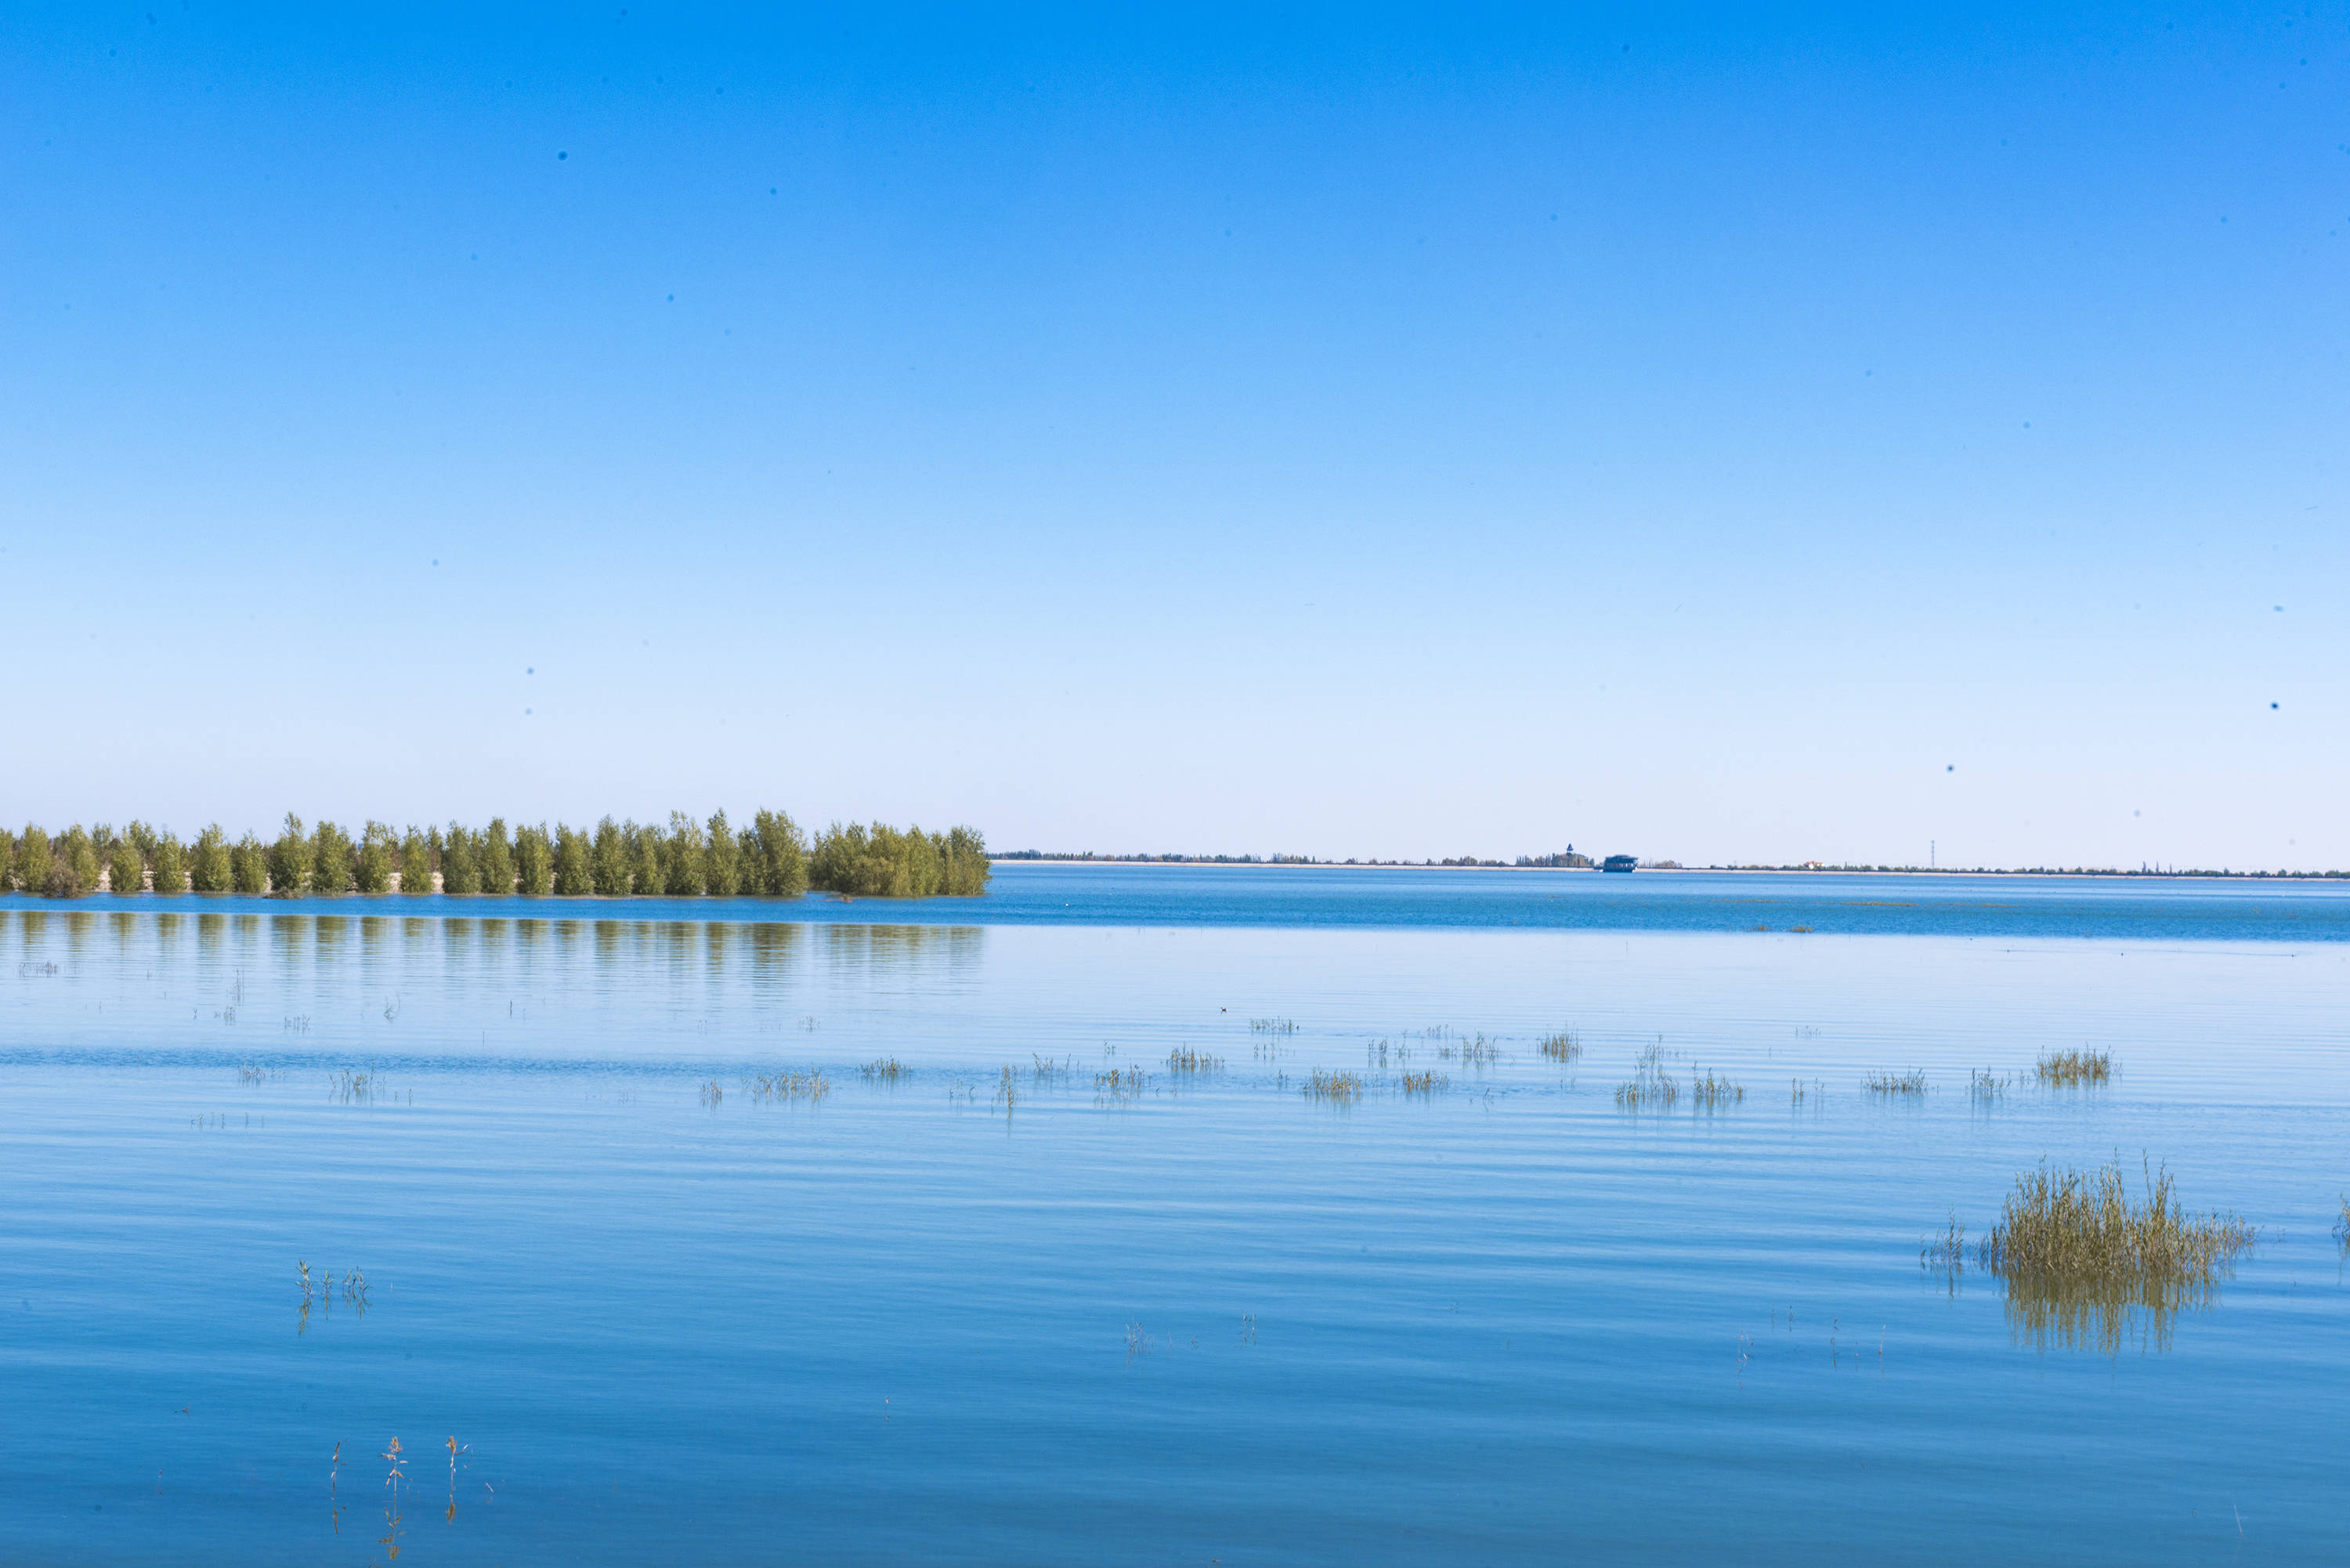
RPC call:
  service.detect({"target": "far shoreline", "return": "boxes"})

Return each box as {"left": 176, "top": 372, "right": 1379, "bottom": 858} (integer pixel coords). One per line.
{"left": 990, "top": 859, "right": 2350, "bottom": 882}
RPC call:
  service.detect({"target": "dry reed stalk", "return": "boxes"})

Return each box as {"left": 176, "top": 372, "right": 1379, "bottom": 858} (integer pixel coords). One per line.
{"left": 2035, "top": 1048, "right": 2112, "bottom": 1086}
{"left": 1303, "top": 1069, "right": 1361, "bottom": 1103}
{"left": 1864, "top": 1069, "right": 1927, "bottom": 1096}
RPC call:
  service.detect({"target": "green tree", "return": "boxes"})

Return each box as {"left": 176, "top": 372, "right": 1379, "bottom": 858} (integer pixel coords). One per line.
{"left": 440, "top": 823, "right": 480, "bottom": 895}
{"left": 355, "top": 822, "right": 394, "bottom": 894}
{"left": 16, "top": 826, "right": 53, "bottom": 894}
{"left": 660, "top": 811, "right": 707, "bottom": 896}
{"left": 232, "top": 834, "right": 269, "bottom": 894}
{"left": 807, "top": 822, "right": 986, "bottom": 898}
{"left": 0, "top": 830, "right": 15, "bottom": 892}
{"left": 125, "top": 821, "right": 159, "bottom": 862}
{"left": 310, "top": 820, "right": 354, "bottom": 894}
{"left": 515, "top": 825, "right": 554, "bottom": 895}
{"left": 942, "top": 826, "right": 992, "bottom": 896}
{"left": 743, "top": 809, "right": 807, "bottom": 896}
{"left": 268, "top": 815, "right": 312, "bottom": 897}
{"left": 188, "top": 826, "right": 231, "bottom": 892}
{"left": 479, "top": 818, "right": 513, "bottom": 896}
{"left": 590, "top": 818, "right": 629, "bottom": 896}
{"left": 704, "top": 810, "right": 741, "bottom": 897}
{"left": 809, "top": 822, "right": 932, "bottom": 896}
{"left": 150, "top": 833, "right": 189, "bottom": 894}
{"left": 808, "top": 822, "right": 871, "bottom": 894}
{"left": 553, "top": 824, "right": 594, "bottom": 895}
{"left": 63, "top": 826, "right": 101, "bottom": 896}
{"left": 627, "top": 822, "right": 662, "bottom": 895}
{"left": 399, "top": 827, "right": 434, "bottom": 894}
{"left": 107, "top": 835, "right": 144, "bottom": 895}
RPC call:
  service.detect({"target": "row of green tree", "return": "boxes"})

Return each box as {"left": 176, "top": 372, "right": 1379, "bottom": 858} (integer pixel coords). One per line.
{"left": 0, "top": 815, "right": 989, "bottom": 899}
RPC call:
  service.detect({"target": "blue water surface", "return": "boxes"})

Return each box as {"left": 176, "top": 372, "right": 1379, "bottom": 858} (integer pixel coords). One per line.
{"left": 8, "top": 862, "right": 2349, "bottom": 941}
{"left": 0, "top": 868, "right": 2343, "bottom": 1565}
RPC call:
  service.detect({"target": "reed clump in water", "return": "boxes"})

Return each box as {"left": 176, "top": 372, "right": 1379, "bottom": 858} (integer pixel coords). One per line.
{"left": 1250, "top": 1017, "right": 1296, "bottom": 1035}
{"left": 1439, "top": 1032, "right": 1497, "bottom": 1064}
{"left": 2035, "top": 1048, "right": 2112, "bottom": 1086}
{"left": 1537, "top": 1031, "right": 1581, "bottom": 1064}
{"left": 1303, "top": 1069, "right": 1361, "bottom": 1103}
{"left": 1950, "top": 1159, "right": 2255, "bottom": 1352}
{"left": 1688, "top": 1070, "right": 1744, "bottom": 1110}
{"left": 860, "top": 1058, "right": 904, "bottom": 1082}
{"left": 1614, "top": 1042, "right": 1678, "bottom": 1109}
{"left": 1864, "top": 1069, "right": 1927, "bottom": 1097}
{"left": 1095, "top": 1065, "right": 1148, "bottom": 1102}
{"left": 1166, "top": 1047, "right": 1223, "bottom": 1074}
{"left": 750, "top": 1070, "right": 828, "bottom": 1103}
{"left": 1398, "top": 1070, "right": 1447, "bottom": 1095}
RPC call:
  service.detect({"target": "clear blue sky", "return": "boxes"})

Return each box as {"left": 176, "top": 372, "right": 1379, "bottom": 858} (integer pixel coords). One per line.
{"left": 4, "top": 5, "right": 2342, "bottom": 868}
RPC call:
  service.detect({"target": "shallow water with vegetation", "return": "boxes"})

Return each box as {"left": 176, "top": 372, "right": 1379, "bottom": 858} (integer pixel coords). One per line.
{"left": 0, "top": 867, "right": 2343, "bottom": 1563}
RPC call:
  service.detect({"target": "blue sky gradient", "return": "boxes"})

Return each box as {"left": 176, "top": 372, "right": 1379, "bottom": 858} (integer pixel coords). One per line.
{"left": 4, "top": 5, "right": 2343, "bottom": 866}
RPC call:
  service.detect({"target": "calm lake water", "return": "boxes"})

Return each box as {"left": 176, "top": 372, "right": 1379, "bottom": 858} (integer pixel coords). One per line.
{"left": 1, "top": 865, "right": 2344, "bottom": 1565}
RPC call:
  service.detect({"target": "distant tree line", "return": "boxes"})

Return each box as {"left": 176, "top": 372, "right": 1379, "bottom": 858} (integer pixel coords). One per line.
{"left": 0, "top": 814, "right": 990, "bottom": 899}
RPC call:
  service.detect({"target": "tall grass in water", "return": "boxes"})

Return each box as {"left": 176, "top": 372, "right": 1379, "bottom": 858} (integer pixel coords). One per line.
{"left": 1864, "top": 1069, "right": 1928, "bottom": 1097}
{"left": 1303, "top": 1069, "right": 1362, "bottom": 1103}
{"left": 1941, "top": 1160, "right": 2254, "bottom": 1352}
{"left": 1095, "top": 1065, "right": 1148, "bottom": 1101}
{"left": 1614, "top": 1042, "right": 1679, "bottom": 1109}
{"left": 1440, "top": 1032, "right": 1498, "bottom": 1064}
{"left": 1399, "top": 1070, "right": 1447, "bottom": 1095}
{"left": 2036, "top": 1049, "right": 2112, "bottom": 1086}
{"left": 750, "top": 1070, "right": 829, "bottom": 1103}
{"left": 1538, "top": 1031, "right": 1581, "bottom": 1063}
{"left": 1166, "top": 1048, "right": 1224, "bottom": 1073}
{"left": 1688, "top": 1070, "right": 1745, "bottom": 1110}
